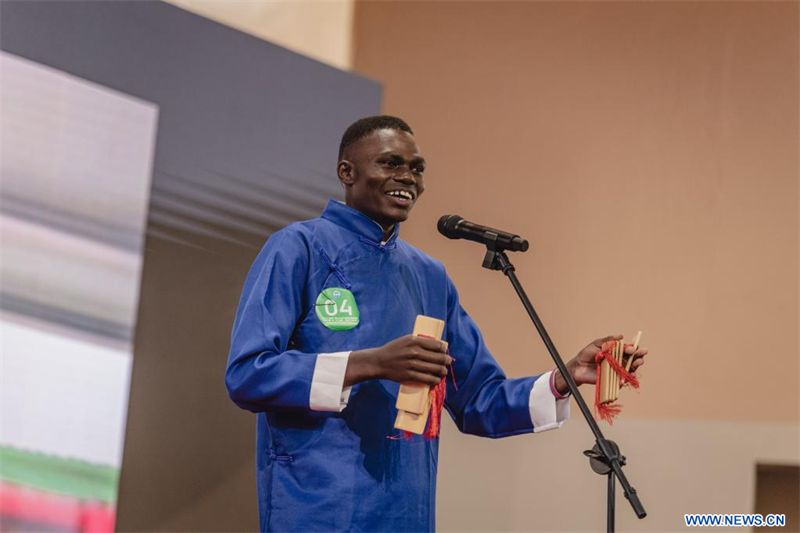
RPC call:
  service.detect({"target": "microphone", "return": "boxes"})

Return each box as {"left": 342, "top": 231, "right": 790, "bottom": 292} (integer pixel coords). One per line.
{"left": 437, "top": 215, "right": 529, "bottom": 252}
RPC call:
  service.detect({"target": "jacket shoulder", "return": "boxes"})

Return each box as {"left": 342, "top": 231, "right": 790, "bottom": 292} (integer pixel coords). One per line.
{"left": 395, "top": 239, "right": 447, "bottom": 274}
{"left": 262, "top": 217, "right": 324, "bottom": 248}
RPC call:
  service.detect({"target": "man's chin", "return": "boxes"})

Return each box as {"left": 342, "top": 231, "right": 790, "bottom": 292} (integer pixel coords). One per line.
{"left": 351, "top": 201, "right": 414, "bottom": 229}
{"left": 386, "top": 206, "right": 413, "bottom": 224}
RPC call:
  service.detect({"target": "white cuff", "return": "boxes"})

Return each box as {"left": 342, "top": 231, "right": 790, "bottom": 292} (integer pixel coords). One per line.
{"left": 529, "top": 371, "right": 571, "bottom": 433}
{"left": 309, "top": 351, "right": 352, "bottom": 412}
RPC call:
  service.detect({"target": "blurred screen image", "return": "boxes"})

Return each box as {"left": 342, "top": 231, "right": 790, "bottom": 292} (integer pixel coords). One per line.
{"left": 0, "top": 52, "right": 157, "bottom": 532}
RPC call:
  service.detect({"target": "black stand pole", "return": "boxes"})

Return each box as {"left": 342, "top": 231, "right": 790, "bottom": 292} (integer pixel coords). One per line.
{"left": 480, "top": 234, "right": 646, "bottom": 532}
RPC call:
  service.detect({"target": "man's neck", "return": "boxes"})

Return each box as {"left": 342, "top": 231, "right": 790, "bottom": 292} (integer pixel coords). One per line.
{"left": 380, "top": 225, "right": 395, "bottom": 243}
{"left": 342, "top": 200, "right": 396, "bottom": 242}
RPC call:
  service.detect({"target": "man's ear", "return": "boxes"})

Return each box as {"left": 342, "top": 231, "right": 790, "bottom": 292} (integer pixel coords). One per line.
{"left": 337, "top": 160, "right": 354, "bottom": 186}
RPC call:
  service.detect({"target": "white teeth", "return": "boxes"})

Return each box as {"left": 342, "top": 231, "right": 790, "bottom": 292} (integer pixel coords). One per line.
{"left": 387, "top": 190, "right": 412, "bottom": 200}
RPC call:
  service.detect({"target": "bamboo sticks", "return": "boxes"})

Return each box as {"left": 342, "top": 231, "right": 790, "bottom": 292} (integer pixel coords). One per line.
{"left": 624, "top": 331, "right": 642, "bottom": 373}
{"left": 600, "top": 352, "right": 612, "bottom": 405}
{"left": 598, "top": 331, "right": 642, "bottom": 405}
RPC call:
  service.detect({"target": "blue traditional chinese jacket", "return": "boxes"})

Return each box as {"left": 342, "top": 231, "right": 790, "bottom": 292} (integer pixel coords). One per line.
{"left": 226, "top": 200, "right": 565, "bottom": 532}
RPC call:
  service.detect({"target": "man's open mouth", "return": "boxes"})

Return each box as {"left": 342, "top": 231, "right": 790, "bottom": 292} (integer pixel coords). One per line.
{"left": 385, "top": 189, "right": 415, "bottom": 201}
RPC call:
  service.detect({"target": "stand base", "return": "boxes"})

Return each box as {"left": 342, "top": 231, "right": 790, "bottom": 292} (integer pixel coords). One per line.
{"left": 584, "top": 441, "right": 626, "bottom": 533}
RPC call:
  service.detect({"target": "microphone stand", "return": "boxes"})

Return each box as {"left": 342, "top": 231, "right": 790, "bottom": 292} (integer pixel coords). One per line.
{"left": 480, "top": 233, "right": 647, "bottom": 532}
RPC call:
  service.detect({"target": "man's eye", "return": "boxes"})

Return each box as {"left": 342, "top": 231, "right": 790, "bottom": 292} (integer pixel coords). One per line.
{"left": 413, "top": 167, "right": 425, "bottom": 174}
{"left": 384, "top": 161, "right": 399, "bottom": 168}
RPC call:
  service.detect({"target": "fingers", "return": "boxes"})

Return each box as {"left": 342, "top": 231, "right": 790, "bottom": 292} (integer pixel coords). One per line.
{"left": 628, "top": 349, "right": 648, "bottom": 377}
{"left": 407, "top": 371, "right": 444, "bottom": 387}
{"left": 404, "top": 337, "right": 452, "bottom": 365}
{"left": 591, "top": 334, "right": 623, "bottom": 348}
{"left": 625, "top": 348, "right": 648, "bottom": 362}
{"left": 407, "top": 335, "right": 448, "bottom": 353}
{"left": 415, "top": 349, "right": 453, "bottom": 366}
{"left": 409, "top": 338, "right": 451, "bottom": 381}
{"left": 624, "top": 345, "right": 648, "bottom": 356}
{"left": 410, "top": 359, "right": 449, "bottom": 378}
{"left": 379, "top": 335, "right": 452, "bottom": 385}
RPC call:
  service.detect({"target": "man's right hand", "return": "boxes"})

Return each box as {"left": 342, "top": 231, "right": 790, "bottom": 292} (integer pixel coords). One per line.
{"left": 344, "top": 335, "right": 452, "bottom": 387}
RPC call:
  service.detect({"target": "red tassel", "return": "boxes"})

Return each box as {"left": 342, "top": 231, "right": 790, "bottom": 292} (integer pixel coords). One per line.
{"left": 594, "top": 340, "right": 640, "bottom": 424}
{"left": 389, "top": 356, "right": 458, "bottom": 441}
{"left": 424, "top": 353, "right": 458, "bottom": 439}
{"left": 424, "top": 378, "right": 446, "bottom": 439}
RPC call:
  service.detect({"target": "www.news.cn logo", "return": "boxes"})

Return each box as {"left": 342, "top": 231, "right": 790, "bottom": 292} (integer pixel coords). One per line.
{"left": 684, "top": 514, "right": 786, "bottom": 527}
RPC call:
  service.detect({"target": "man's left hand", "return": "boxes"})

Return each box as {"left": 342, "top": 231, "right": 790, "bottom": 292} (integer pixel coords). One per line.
{"left": 553, "top": 334, "right": 648, "bottom": 396}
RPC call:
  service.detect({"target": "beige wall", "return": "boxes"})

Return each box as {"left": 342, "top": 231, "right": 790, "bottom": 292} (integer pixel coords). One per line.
{"left": 165, "top": 0, "right": 354, "bottom": 70}
{"left": 354, "top": 1, "right": 799, "bottom": 530}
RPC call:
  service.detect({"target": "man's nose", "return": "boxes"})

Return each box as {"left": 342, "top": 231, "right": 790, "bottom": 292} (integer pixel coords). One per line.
{"left": 394, "top": 168, "right": 416, "bottom": 183}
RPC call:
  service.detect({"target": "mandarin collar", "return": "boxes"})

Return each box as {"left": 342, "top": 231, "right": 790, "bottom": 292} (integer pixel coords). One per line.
{"left": 321, "top": 199, "right": 400, "bottom": 246}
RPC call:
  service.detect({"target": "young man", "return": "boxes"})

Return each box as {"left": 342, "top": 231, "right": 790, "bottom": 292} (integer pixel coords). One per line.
{"left": 226, "top": 116, "right": 646, "bottom": 532}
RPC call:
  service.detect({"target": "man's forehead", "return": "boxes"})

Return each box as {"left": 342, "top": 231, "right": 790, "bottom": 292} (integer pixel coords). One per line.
{"left": 351, "top": 128, "right": 422, "bottom": 157}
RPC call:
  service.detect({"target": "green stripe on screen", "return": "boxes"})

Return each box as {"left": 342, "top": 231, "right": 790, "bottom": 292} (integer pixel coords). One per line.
{"left": 0, "top": 446, "right": 119, "bottom": 503}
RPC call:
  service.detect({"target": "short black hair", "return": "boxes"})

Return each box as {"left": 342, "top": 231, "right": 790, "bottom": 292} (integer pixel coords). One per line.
{"left": 338, "top": 115, "right": 413, "bottom": 160}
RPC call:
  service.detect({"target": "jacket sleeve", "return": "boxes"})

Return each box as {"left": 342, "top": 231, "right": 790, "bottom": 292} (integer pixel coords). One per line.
{"left": 226, "top": 229, "right": 337, "bottom": 413}
{"left": 442, "top": 274, "right": 569, "bottom": 437}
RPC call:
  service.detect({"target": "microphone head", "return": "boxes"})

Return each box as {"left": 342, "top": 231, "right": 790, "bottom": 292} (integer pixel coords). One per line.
{"left": 437, "top": 214, "right": 463, "bottom": 239}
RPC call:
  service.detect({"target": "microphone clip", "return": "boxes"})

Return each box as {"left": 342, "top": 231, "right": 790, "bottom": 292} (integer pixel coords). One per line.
{"left": 481, "top": 232, "right": 515, "bottom": 274}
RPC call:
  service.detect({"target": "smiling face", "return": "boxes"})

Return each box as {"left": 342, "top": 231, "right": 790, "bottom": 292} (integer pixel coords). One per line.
{"left": 337, "top": 128, "right": 426, "bottom": 235}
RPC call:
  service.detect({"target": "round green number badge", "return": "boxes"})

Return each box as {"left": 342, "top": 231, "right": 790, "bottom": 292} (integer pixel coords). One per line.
{"left": 315, "top": 287, "right": 360, "bottom": 331}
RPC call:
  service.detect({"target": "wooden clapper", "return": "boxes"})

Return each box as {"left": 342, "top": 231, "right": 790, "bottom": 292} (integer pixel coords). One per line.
{"left": 394, "top": 315, "right": 446, "bottom": 435}
{"left": 598, "top": 331, "right": 642, "bottom": 405}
